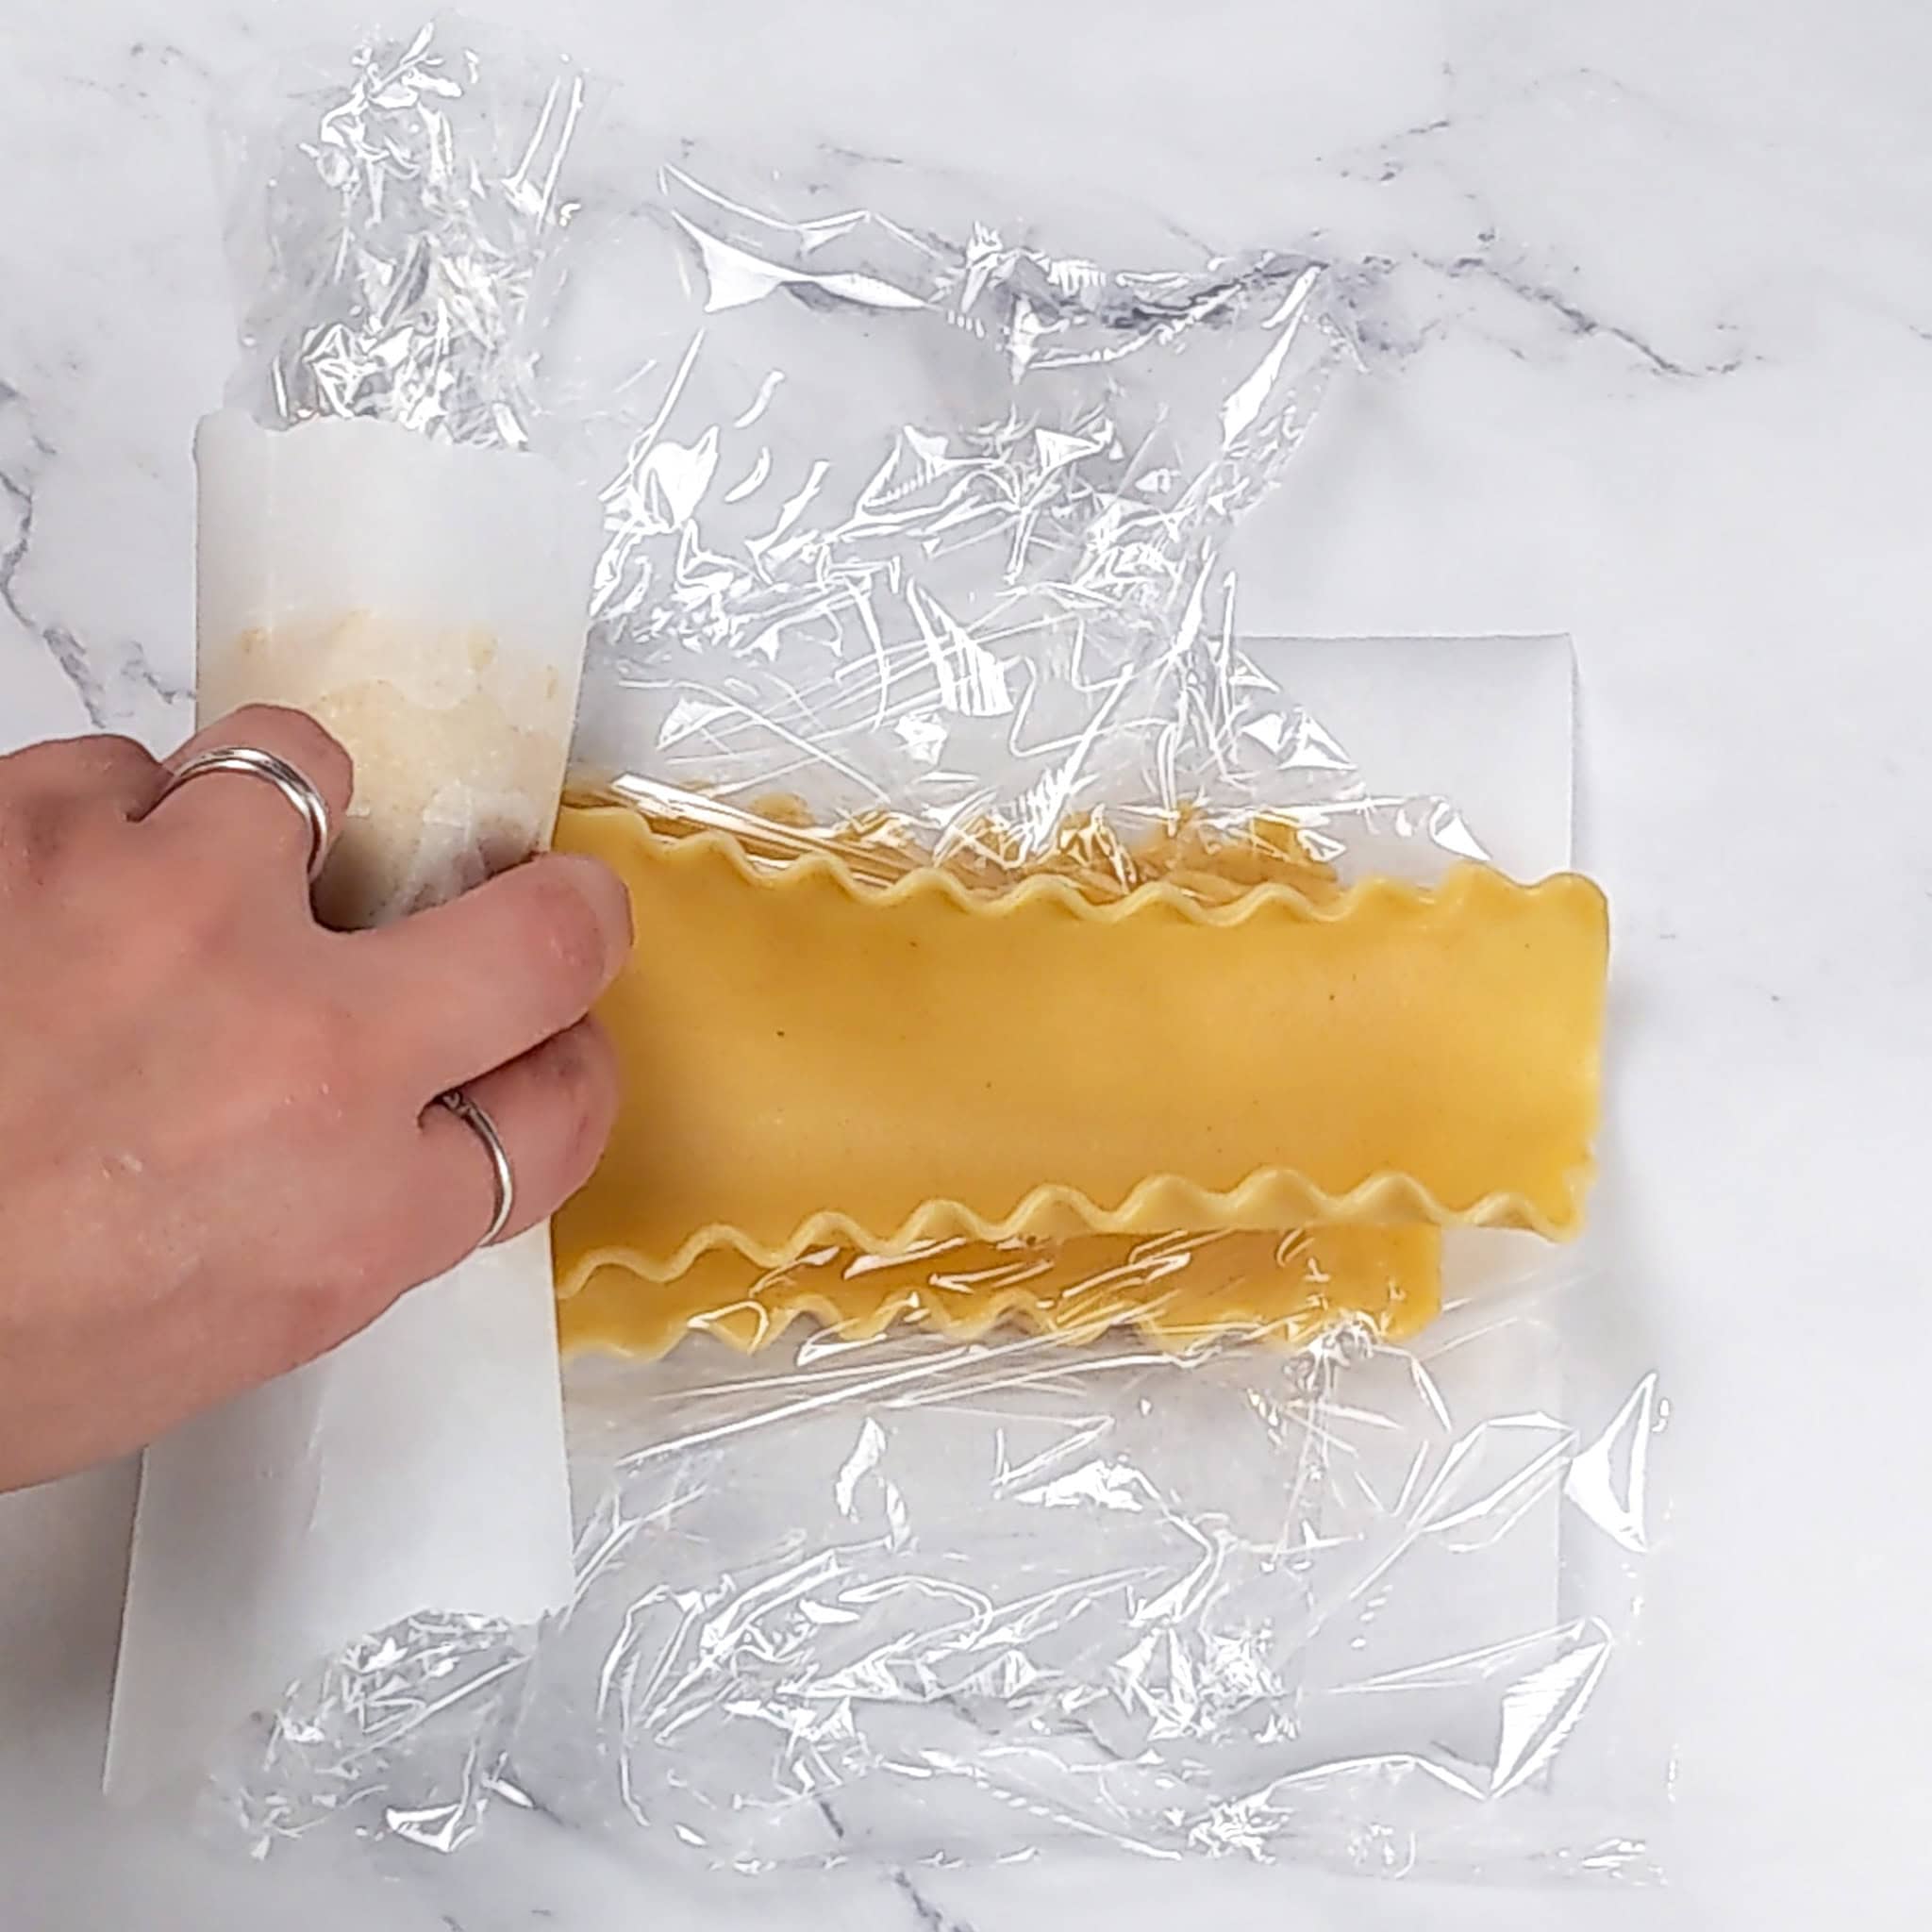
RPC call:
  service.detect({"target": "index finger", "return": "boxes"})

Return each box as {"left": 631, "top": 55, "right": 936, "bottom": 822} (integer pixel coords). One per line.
{"left": 351, "top": 851, "right": 634, "bottom": 1098}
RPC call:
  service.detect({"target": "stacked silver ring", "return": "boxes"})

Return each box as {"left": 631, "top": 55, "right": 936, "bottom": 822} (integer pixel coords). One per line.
{"left": 158, "top": 744, "right": 334, "bottom": 881}
{"left": 156, "top": 739, "right": 518, "bottom": 1255}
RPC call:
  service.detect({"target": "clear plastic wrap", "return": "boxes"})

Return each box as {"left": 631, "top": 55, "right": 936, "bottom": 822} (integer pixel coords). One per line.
{"left": 557, "top": 155, "right": 1354, "bottom": 860}
{"left": 219, "top": 18, "right": 591, "bottom": 451}
{"left": 541, "top": 130, "right": 1493, "bottom": 885}
{"left": 538, "top": 1257, "right": 1661, "bottom": 1877}
{"left": 212, "top": 1230, "right": 1663, "bottom": 1880}
{"left": 179, "top": 18, "right": 1666, "bottom": 1888}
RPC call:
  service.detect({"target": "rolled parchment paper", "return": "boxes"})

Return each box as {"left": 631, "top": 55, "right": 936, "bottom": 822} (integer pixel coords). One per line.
{"left": 106, "top": 411, "right": 604, "bottom": 1801}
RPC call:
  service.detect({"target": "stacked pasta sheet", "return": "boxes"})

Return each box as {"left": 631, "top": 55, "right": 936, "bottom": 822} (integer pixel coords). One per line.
{"left": 552, "top": 798, "right": 1607, "bottom": 1357}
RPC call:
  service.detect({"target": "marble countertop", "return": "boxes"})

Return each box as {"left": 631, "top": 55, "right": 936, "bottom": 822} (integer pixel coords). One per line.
{"left": 5, "top": 1, "right": 1931, "bottom": 1925}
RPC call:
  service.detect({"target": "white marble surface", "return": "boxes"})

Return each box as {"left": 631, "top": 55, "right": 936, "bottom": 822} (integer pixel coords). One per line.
{"left": 3, "top": 1, "right": 1930, "bottom": 1925}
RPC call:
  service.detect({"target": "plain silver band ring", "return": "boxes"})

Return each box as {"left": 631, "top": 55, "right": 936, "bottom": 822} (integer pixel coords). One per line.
{"left": 159, "top": 745, "right": 332, "bottom": 882}
{"left": 435, "top": 1089, "right": 517, "bottom": 1251}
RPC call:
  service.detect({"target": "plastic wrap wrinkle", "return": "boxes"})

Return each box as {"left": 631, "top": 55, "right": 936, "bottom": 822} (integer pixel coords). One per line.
{"left": 558, "top": 148, "right": 1356, "bottom": 847}
{"left": 225, "top": 21, "right": 590, "bottom": 450}
{"left": 510, "top": 1266, "right": 1660, "bottom": 1879}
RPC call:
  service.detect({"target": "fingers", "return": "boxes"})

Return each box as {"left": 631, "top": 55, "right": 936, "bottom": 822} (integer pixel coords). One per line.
{"left": 143, "top": 704, "right": 355, "bottom": 890}
{"left": 400, "top": 1017, "right": 622, "bottom": 1280}
{"left": 323, "top": 852, "right": 632, "bottom": 1320}
{"left": 354, "top": 852, "right": 634, "bottom": 1096}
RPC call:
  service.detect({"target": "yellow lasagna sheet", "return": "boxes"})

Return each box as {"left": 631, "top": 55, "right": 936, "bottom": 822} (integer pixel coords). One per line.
{"left": 554, "top": 804, "right": 1607, "bottom": 1284}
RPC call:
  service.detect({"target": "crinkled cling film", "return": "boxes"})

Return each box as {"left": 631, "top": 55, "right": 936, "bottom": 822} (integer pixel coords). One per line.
{"left": 198, "top": 16, "right": 1667, "bottom": 1891}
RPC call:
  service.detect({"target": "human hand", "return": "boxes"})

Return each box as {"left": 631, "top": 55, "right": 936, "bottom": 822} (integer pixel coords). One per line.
{"left": 0, "top": 706, "right": 629, "bottom": 1492}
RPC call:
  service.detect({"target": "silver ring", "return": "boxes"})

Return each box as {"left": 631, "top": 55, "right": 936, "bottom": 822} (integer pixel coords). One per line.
{"left": 158, "top": 745, "right": 332, "bottom": 882}
{"left": 435, "top": 1089, "right": 517, "bottom": 1250}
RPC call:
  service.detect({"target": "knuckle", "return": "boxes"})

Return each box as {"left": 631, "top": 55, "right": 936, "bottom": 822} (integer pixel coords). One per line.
{"left": 0, "top": 792, "right": 72, "bottom": 885}
{"left": 0, "top": 736, "right": 86, "bottom": 793}
{"left": 0, "top": 737, "right": 147, "bottom": 869}
{"left": 92, "top": 733, "right": 159, "bottom": 786}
